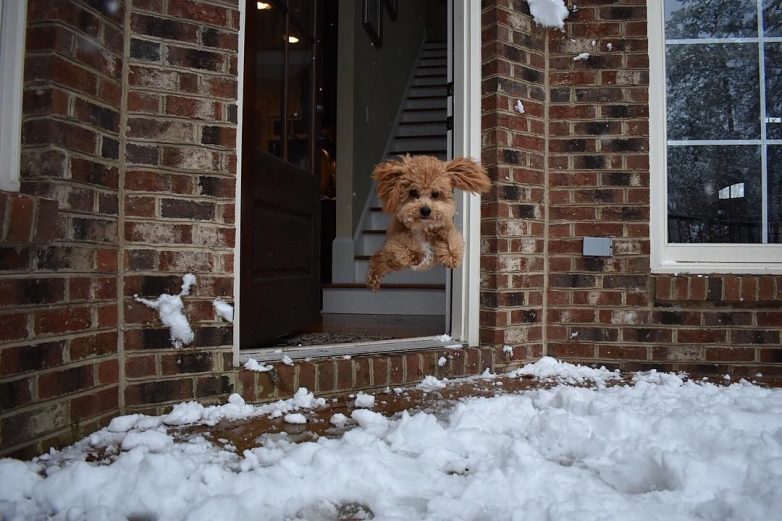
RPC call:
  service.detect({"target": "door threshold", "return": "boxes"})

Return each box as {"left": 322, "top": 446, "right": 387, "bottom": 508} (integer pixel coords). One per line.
{"left": 239, "top": 336, "right": 465, "bottom": 364}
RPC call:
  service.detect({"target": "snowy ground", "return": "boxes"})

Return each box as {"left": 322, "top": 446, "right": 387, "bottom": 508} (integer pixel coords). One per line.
{"left": 2, "top": 358, "right": 782, "bottom": 521}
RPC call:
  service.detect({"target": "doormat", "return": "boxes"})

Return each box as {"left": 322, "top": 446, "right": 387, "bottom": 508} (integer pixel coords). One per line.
{"left": 272, "top": 331, "right": 395, "bottom": 347}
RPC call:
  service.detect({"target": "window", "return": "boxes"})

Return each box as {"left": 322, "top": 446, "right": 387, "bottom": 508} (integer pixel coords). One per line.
{"left": 0, "top": 0, "right": 27, "bottom": 192}
{"left": 649, "top": 0, "right": 782, "bottom": 272}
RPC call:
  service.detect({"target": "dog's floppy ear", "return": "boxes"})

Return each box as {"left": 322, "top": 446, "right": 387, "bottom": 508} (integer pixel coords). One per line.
{"left": 372, "top": 156, "right": 408, "bottom": 212}
{"left": 445, "top": 157, "right": 491, "bottom": 194}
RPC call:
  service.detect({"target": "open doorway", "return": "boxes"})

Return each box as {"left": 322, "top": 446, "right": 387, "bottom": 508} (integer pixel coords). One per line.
{"left": 240, "top": 0, "right": 450, "bottom": 349}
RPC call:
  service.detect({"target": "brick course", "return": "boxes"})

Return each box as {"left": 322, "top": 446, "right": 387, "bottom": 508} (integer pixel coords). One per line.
{"left": 479, "top": 0, "right": 781, "bottom": 379}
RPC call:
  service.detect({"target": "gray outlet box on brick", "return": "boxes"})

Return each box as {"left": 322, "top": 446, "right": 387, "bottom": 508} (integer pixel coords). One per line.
{"left": 583, "top": 237, "right": 613, "bottom": 257}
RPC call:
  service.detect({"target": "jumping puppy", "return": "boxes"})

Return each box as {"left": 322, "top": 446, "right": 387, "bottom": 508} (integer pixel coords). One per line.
{"left": 367, "top": 154, "right": 491, "bottom": 292}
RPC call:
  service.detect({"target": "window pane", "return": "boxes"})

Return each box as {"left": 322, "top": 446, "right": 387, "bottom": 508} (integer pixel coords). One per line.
{"left": 769, "top": 146, "right": 782, "bottom": 243}
{"left": 764, "top": 0, "right": 782, "bottom": 36}
{"left": 287, "top": 34, "right": 313, "bottom": 171}
{"left": 668, "top": 145, "right": 762, "bottom": 243}
{"left": 666, "top": 43, "right": 760, "bottom": 140}
{"left": 251, "top": 6, "right": 285, "bottom": 159}
{"left": 665, "top": 0, "right": 757, "bottom": 39}
{"left": 766, "top": 43, "right": 782, "bottom": 140}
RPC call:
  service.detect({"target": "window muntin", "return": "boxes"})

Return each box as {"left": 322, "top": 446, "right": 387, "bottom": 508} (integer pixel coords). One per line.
{"left": 662, "top": 0, "right": 782, "bottom": 250}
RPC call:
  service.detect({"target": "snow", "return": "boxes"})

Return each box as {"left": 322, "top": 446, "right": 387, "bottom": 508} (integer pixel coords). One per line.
{"left": 514, "top": 99, "right": 525, "bottom": 114}
{"left": 281, "top": 355, "right": 294, "bottom": 366}
{"left": 329, "top": 413, "right": 348, "bottom": 428}
{"left": 134, "top": 273, "right": 196, "bottom": 348}
{"left": 212, "top": 298, "right": 234, "bottom": 322}
{"left": 3, "top": 360, "right": 782, "bottom": 520}
{"left": 416, "top": 375, "right": 447, "bottom": 392}
{"left": 527, "top": 0, "right": 569, "bottom": 29}
{"left": 243, "top": 358, "right": 273, "bottom": 372}
{"left": 435, "top": 334, "right": 452, "bottom": 342}
{"left": 353, "top": 392, "right": 375, "bottom": 408}
{"left": 437, "top": 356, "right": 447, "bottom": 367}
{"left": 284, "top": 413, "right": 307, "bottom": 425}
{"left": 573, "top": 52, "right": 591, "bottom": 61}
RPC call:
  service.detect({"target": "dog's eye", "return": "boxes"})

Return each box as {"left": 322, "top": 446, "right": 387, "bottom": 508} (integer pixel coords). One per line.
{"left": 409, "top": 189, "right": 419, "bottom": 199}
{"left": 431, "top": 191, "right": 440, "bottom": 199}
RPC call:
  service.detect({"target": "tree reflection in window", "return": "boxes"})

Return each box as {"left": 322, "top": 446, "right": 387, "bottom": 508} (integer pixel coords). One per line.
{"left": 664, "top": 0, "right": 781, "bottom": 244}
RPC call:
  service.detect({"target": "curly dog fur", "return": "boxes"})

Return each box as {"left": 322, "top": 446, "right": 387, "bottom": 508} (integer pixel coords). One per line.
{"left": 367, "top": 155, "right": 491, "bottom": 291}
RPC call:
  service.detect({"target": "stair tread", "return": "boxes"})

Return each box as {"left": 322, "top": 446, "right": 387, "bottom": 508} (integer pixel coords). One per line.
{"left": 323, "top": 283, "right": 446, "bottom": 290}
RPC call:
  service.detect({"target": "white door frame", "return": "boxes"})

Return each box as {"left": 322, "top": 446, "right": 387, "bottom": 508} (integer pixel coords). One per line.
{"left": 233, "top": 0, "right": 482, "bottom": 361}
{"left": 449, "top": 0, "right": 482, "bottom": 347}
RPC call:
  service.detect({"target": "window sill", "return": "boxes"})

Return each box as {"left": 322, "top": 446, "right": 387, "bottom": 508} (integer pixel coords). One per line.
{"left": 652, "top": 262, "right": 782, "bottom": 275}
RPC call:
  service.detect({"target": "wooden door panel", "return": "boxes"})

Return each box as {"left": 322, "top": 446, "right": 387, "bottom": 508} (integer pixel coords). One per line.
{"left": 242, "top": 152, "right": 320, "bottom": 347}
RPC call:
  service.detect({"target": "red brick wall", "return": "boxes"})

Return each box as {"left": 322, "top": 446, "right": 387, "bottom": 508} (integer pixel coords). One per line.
{"left": 1, "top": 0, "right": 125, "bottom": 458}
{"left": 121, "top": 0, "right": 239, "bottom": 415}
{"left": 480, "top": 1, "right": 547, "bottom": 364}
{"left": 480, "top": 0, "right": 782, "bottom": 381}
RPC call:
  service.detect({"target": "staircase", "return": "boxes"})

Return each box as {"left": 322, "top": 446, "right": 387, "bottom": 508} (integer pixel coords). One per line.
{"left": 323, "top": 42, "right": 449, "bottom": 315}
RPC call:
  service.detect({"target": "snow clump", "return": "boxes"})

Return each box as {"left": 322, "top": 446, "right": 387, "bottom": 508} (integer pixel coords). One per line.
{"left": 528, "top": 0, "right": 569, "bottom": 29}
{"left": 212, "top": 298, "right": 234, "bottom": 322}
{"left": 134, "top": 273, "right": 196, "bottom": 348}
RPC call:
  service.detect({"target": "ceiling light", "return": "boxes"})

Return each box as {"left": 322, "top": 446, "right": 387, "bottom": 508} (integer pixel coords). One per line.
{"left": 257, "top": 2, "right": 271, "bottom": 10}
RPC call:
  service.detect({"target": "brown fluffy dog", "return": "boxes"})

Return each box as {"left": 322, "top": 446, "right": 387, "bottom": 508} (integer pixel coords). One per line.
{"left": 367, "top": 155, "right": 491, "bottom": 291}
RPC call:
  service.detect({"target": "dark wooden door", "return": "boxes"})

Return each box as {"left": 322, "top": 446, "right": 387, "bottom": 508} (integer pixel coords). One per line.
{"left": 241, "top": 0, "right": 321, "bottom": 347}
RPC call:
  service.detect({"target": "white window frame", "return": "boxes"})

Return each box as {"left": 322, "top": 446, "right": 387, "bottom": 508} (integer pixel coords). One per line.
{"left": 0, "top": 0, "right": 27, "bottom": 192}
{"left": 648, "top": 1, "right": 782, "bottom": 274}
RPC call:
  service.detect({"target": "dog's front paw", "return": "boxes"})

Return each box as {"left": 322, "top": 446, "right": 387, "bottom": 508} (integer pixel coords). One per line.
{"left": 439, "top": 252, "right": 462, "bottom": 269}
{"left": 367, "top": 273, "right": 381, "bottom": 292}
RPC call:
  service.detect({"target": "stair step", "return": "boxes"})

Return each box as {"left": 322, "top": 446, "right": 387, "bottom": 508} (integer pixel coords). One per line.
{"left": 397, "top": 122, "right": 447, "bottom": 137}
{"left": 415, "top": 66, "right": 447, "bottom": 77}
{"left": 412, "top": 76, "right": 446, "bottom": 87}
{"left": 419, "top": 57, "right": 447, "bottom": 67}
{"left": 409, "top": 85, "right": 447, "bottom": 97}
{"left": 420, "top": 50, "right": 447, "bottom": 60}
{"left": 392, "top": 136, "right": 447, "bottom": 152}
{"left": 353, "top": 257, "right": 447, "bottom": 285}
{"left": 388, "top": 151, "right": 447, "bottom": 160}
{"left": 322, "top": 285, "right": 446, "bottom": 315}
{"left": 404, "top": 98, "right": 447, "bottom": 110}
{"left": 400, "top": 109, "right": 446, "bottom": 122}
{"left": 367, "top": 208, "right": 390, "bottom": 229}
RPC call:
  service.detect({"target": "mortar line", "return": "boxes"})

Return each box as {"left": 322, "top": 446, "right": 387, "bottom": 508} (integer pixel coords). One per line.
{"left": 541, "top": 28, "right": 550, "bottom": 357}
{"left": 116, "top": 0, "right": 132, "bottom": 413}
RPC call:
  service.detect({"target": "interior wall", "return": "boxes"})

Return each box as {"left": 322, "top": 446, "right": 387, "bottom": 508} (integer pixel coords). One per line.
{"left": 336, "top": 0, "right": 429, "bottom": 237}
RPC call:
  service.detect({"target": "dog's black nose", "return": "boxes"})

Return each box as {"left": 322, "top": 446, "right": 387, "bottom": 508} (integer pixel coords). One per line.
{"left": 420, "top": 206, "right": 431, "bottom": 217}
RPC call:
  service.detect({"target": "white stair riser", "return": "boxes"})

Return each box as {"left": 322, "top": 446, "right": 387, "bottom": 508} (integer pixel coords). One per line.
{"left": 322, "top": 288, "right": 446, "bottom": 315}
{"left": 405, "top": 98, "right": 447, "bottom": 110}
{"left": 359, "top": 233, "right": 387, "bottom": 255}
{"left": 397, "top": 123, "right": 447, "bottom": 137}
{"left": 415, "top": 66, "right": 447, "bottom": 77}
{"left": 392, "top": 137, "right": 447, "bottom": 153}
{"left": 400, "top": 109, "right": 446, "bottom": 123}
{"left": 410, "top": 86, "right": 447, "bottom": 97}
{"left": 412, "top": 76, "right": 446, "bottom": 87}
{"left": 354, "top": 259, "right": 446, "bottom": 284}
{"left": 368, "top": 210, "right": 390, "bottom": 229}
{"left": 419, "top": 57, "right": 447, "bottom": 67}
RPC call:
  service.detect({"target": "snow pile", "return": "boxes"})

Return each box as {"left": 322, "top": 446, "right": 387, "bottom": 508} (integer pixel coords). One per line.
{"left": 573, "top": 52, "right": 591, "bottom": 61}
{"left": 212, "top": 298, "right": 234, "bottom": 322}
{"left": 416, "top": 375, "right": 447, "bottom": 392}
{"left": 509, "top": 356, "right": 621, "bottom": 387}
{"left": 243, "top": 358, "right": 273, "bottom": 372}
{"left": 528, "top": 0, "right": 569, "bottom": 29}
{"left": 353, "top": 392, "right": 375, "bottom": 408}
{"left": 3, "top": 362, "right": 782, "bottom": 520}
{"left": 514, "top": 100, "right": 525, "bottom": 114}
{"left": 134, "top": 273, "right": 196, "bottom": 348}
